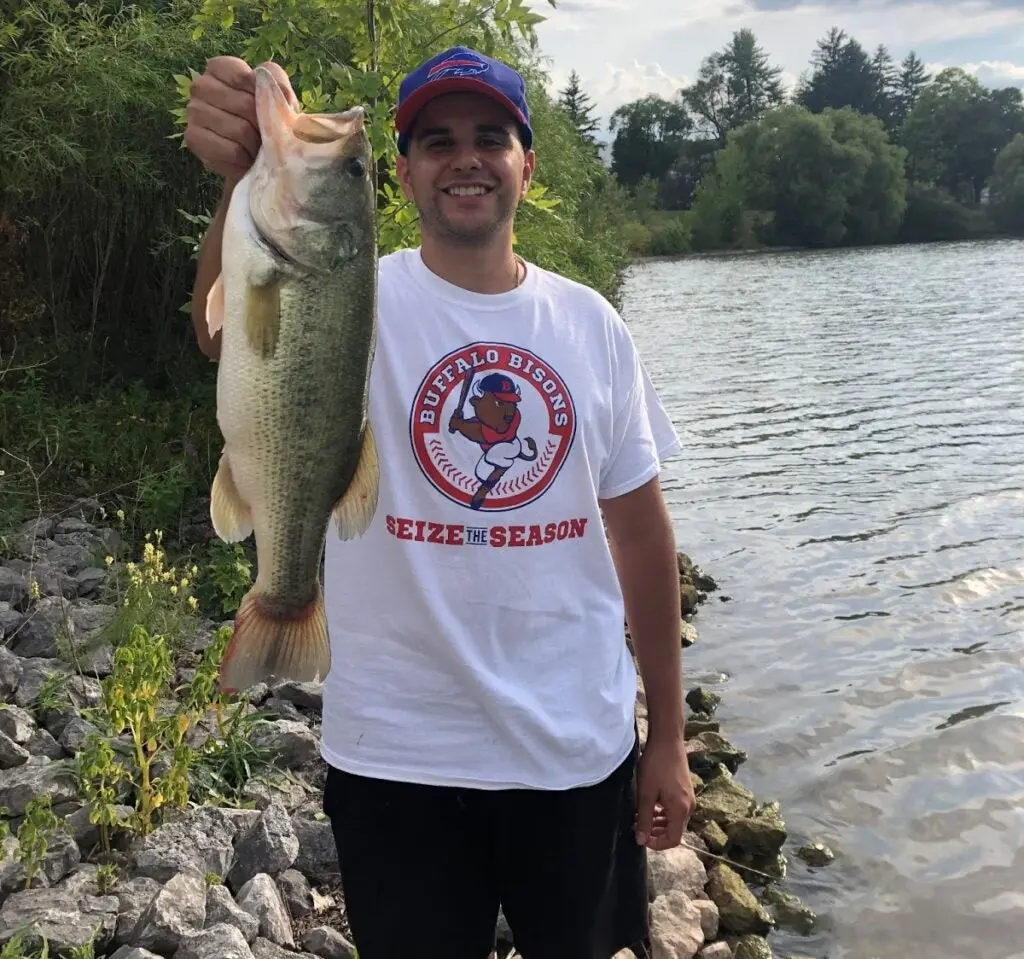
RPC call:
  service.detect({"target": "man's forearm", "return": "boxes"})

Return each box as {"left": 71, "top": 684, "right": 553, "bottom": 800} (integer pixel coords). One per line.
{"left": 191, "top": 179, "right": 237, "bottom": 360}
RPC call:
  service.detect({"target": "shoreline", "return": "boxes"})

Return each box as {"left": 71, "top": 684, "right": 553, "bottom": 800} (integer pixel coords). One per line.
{"left": 0, "top": 500, "right": 827, "bottom": 959}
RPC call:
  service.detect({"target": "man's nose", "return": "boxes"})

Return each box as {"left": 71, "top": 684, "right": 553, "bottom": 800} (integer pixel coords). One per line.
{"left": 450, "top": 145, "right": 482, "bottom": 171}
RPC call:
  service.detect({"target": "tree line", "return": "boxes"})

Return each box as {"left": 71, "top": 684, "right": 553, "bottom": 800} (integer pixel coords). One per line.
{"left": 559, "top": 27, "right": 1024, "bottom": 252}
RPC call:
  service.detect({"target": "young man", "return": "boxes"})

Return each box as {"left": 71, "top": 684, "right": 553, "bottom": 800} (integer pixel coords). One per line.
{"left": 183, "top": 45, "right": 695, "bottom": 959}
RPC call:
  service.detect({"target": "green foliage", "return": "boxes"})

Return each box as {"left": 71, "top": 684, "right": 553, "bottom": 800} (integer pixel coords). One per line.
{"left": 897, "top": 184, "right": 994, "bottom": 243}
{"left": 692, "top": 105, "right": 907, "bottom": 249}
{"left": 16, "top": 796, "right": 67, "bottom": 890}
{"left": 988, "top": 133, "right": 1024, "bottom": 234}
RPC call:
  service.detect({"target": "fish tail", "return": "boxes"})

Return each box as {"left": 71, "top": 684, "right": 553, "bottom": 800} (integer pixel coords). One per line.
{"left": 218, "top": 584, "right": 331, "bottom": 693}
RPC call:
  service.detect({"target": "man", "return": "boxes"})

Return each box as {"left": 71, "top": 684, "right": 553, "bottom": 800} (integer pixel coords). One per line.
{"left": 183, "top": 44, "right": 695, "bottom": 959}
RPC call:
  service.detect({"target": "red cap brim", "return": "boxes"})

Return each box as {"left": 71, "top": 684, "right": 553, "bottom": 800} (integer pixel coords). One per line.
{"left": 395, "top": 76, "right": 528, "bottom": 134}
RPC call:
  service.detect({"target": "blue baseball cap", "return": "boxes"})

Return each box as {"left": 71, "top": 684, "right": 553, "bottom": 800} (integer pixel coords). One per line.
{"left": 395, "top": 46, "right": 533, "bottom": 154}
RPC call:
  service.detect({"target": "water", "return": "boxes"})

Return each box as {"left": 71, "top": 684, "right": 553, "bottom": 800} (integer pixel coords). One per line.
{"left": 622, "top": 239, "right": 1024, "bottom": 959}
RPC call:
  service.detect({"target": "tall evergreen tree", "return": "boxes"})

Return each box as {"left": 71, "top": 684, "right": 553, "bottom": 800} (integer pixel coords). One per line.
{"left": 797, "top": 27, "right": 881, "bottom": 118}
{"left": 894, "top": 52, "right": 930, "bottom": 128}
{"left": 558, "top": 69, "right": 600, "bottom": 146}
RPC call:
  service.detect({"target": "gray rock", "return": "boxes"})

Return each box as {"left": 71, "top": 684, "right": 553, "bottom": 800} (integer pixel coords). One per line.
{"left": 130, "top": 806, "right": 237, "bottom": 883}
{"left": 301, "top": 926, "right": 356, "bottom": 959}
{"left": 686, "top": 686, "right": 722, "bottom": 716}
{"left": 66, "top": 802, "right": 133, "bottom": 852}
{"left": 237, "top": 873, "right": 294, "bottom": 947}
{"left": 113, "top": 875, "right": 162, "bottom": 946}
{"left": 25, "top": 727, "right": 64, "bottom": 760}
{"left": 240, "top": 776, "right": 308, "bottom": 812}
{"left": 59, "top": 715, "right": 102, "bottom": 755}
{"left": 110, "top": 948, "right": 163, "bottom": 959}
{"left": 9, "top": 595, "right": 73, "bottom": 658}
{"left": 705, "top": 864, "right": 773, "bottom": 936}
{"left": 291, "top": 817, "right": 339, "bottom": 881}
{"left": 12, "top": 657, "right": 72, "bottom": 709}
{"left": 260, "top": 697, "right": 305, "bottom": 722}
{"left": 693, "top": 898, "right": 720, "bottom": 940}
{"left": 796, "top": 841, "right": 835, "bottom": 867}
{"left": 58, "top": 863, "right": 100, "bottom": 896}
{"left": 0, "top": 705, "right": 35, "bottom": 744}
{"left": 40, "top": 830, "right": 80, "bottom": 885}
{"left": 725, "top": 935, "right": 772, "bottom": 959}
{"left": 131, "top": 868, "right": 207, "bottom": 954}
{"left": 54, "top": 517, "right": 93, "bottom": 535}
{"left": 207, "top": 883, "right": 259, "bottom": 943}
{"left": 726, "top": 801, "right": 787, "bottom": 858}
{"left": 0, "top": 761, "right": 78, "bottom": 815}
{"left": 219, "top": 807, "right": 263, "bottom": 837}
{"left": 251, "top": 720, "right": 319, "bottom": 769}
{"left": 763, "top": 886, "right": 816, "bottom": 935}
{"left": 697, "top": 944, "right": 733, "bottom": 959}
{"left": 649, "top": 889, "right": 705, "bottom": 959}
{"left": 686, "top": 732, "right": 747, "bottom": 776}
{"left": 270, "top": 681, "right": 324, "bottom": 712}
{"left": 74, "top": 567, "right": 108, "bottom": 598}
{"left": 40, "top": 674, "right": 102, "bottom": 740}
{"left": 227, "top": 802, "right": 299, "bottom": 892}
{"left": 252, "top": 938, "right": 319, "bottom": 959}
{"left": 0, "top": 886, "right": 119, "bottom": 953}
{"left": 0, "top": 568, "right": 28, "bottom": 606}
{"left": 0, "top": 729, "right": 30, "bottom": 769}
{"left": 692, "top": 767, "right": 756, "bottom": 827}
{"left": 276, "top": 869, "right": 312, "bottom": 919}
{"left": 0, "top": 648, "right": 23, "bottom": 698}
{"left": 177, "top": 922, "right": 256, "bottom": 959}
{"left": 648, "top": 845, "right": 708, "bottom": 899}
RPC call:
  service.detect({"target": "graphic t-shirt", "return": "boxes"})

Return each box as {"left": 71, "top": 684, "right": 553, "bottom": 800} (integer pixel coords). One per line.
{"left": 320, "top": 248, "right": 681, "bottom": 790}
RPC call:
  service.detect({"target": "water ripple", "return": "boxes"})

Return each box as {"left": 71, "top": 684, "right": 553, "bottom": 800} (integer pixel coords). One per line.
{"left": 622, "top": 239, "right": 1024, "bottom": 959}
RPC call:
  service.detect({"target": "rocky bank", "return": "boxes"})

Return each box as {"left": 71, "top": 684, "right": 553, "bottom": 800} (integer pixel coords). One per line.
{"left": 0, "top": 499, "right": 825, "bottom": 959}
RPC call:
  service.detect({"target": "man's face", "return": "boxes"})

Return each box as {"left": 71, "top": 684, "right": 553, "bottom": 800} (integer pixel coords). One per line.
{"left": 396, "top": 92, "right": 535, "bottom": 245}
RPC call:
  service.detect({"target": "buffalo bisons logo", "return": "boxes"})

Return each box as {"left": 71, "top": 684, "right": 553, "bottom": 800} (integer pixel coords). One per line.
{"left": 410, "top": 343, "right": 577, "bottom": 512}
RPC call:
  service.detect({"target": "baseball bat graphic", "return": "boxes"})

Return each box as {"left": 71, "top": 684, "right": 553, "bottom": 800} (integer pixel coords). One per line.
{"left": 450, "top": 367, "right": 474, "bottom": 433}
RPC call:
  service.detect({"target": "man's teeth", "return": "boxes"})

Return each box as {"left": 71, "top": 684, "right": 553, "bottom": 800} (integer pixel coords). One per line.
{"left": 447, "top": 185, "right": 489, "bottom": 196}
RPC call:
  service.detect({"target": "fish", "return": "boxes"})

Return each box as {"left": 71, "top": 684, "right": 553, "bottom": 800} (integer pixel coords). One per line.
{"left": 204, "top": 63, "right": 379, "bottom": 693}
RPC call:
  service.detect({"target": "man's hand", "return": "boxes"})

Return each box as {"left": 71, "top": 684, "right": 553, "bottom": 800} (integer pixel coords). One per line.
{"left": 635, "top": 732, "right": 696, "bottom": 849}
{"left": 184, "top": 56, "right": 299, "bottom": 182}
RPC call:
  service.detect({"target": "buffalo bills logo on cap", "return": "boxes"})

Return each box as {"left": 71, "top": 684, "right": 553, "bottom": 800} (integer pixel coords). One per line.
{"left": 427, "top": 51, "right": 491, "bottom": 83}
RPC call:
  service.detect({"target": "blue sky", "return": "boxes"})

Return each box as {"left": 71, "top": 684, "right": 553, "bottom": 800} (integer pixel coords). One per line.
{"left": 525, "top": 0, "right": 1024, "bottom": 137}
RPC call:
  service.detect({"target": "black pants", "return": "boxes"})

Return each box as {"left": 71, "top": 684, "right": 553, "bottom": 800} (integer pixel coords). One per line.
{"left": 322, "top": 735, "right": 651, "bottom": 959}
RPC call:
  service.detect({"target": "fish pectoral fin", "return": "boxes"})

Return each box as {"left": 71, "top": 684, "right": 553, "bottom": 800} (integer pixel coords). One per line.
{"left": 206, "top": 274, "right": 226, "bottom": 337}
{"left": 332, "top": 420, "right": 380, "bottom": 540}
{"left": 210, "top": 452, "right": 254, "bottom": 542}
{"left": 244, "top": 282, "right": 281, "bottom": 359}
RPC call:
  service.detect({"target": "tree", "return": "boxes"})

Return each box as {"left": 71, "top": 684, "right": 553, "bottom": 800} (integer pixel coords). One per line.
{"left": 680, "top": 28, "right": 784, "bottom": 145}
{"left": 558, "top": 69, "right": 600, "bottom": 146}
{"left": 796, "top": 27, "right": 882, "bottom": 119}
{"left": 893, "top": 52, "right": 930, "bottom": 128}
{"left": 608, "top": 94, "right": 691, "bottom": 187}
{"left": 902, "top": 68, "right": 1024, "bottom": 203}
{"left": 691, "top": 104, "right": 908, "bottom": 248}
{"left": 989, "top": 133, "right": 1024, "bottom": 233}
{"left": 870, "top": 44, "right": 900, "bottom": 131}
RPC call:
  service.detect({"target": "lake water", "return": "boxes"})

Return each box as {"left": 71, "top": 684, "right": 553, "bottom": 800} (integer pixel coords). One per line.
{"left": 622, "top": 239, "right": 1024, "bottom": 959}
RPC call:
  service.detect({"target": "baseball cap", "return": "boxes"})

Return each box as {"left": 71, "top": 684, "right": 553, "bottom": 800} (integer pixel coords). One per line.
{"left": 478, "top": 372, "right": 521, "bottom": 403}
{"left": 395, "top": 45, "right": 533, "bottom": 154}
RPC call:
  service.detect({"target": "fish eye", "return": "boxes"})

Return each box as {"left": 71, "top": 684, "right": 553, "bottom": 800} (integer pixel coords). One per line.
{"left": 345, "top": 157, "right": 365, "bottom": 178}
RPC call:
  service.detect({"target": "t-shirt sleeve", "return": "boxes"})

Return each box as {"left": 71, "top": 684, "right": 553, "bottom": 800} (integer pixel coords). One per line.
{"left": 598, "top": 324, "right": 682, "bottom": 500}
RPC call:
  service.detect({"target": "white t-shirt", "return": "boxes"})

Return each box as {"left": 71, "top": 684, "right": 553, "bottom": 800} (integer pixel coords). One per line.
{"left": 320, "top": 247, "right": 681, "bottom": 790}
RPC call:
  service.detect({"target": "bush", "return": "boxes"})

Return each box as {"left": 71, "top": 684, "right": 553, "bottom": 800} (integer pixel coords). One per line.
{"left": 898, "top": 184, "right": 995, "bottom": 242}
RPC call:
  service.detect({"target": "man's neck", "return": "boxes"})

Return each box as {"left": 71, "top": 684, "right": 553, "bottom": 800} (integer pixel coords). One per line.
{"left": 419, "top": 233, "right": 523, "bottom": 295}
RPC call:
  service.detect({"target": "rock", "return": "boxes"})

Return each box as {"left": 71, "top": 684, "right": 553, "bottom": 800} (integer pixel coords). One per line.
{"left": 261, "top": 697, "right": 305, "bottom": 723}
{"left": 67, "top": 802, "right": 133, "bottom": 852}
{"left": 241, "top": 777, "right": 308, "bottom": 812}
{"left": 647, "top": 845, "right": 708, "bottom": 899}
{"left": 700, "top": 821, "right": 728, "bottom": 853}
{"left": 74, "top": 567, "right": 108, "bottom": 598}
{"left": 0, "top": 761, "right": 78, "bottom": 815}
{"left": 109, "top": 948, "right": 162, "bottom": 959}
{"left": 686, "top": 687, "right": 721, "bottom": 716}
{"left": 0, "top": 569, "right": 28, "bottom": 606}
{"left": 685, "top": 718, "right": 721, "bottom": 737}
{"left": 0, "top": 648, "right": 23, "bottom": 698}
{"left": 292, "top": 817, "right": 340, "bottom": 880}
{"left": 693, "top": 898, "right": 720, "bottom": 940}
{"left": 727, "top": 807, "right": 787, "bottom": 860}
{"left": 277, "top": 869, "right": 313, "bottom": 919}
{"left": 681, "top": 620, "right": 699, "bottom": 647}
{"left": 0, "top": 700, "right": 35, "bottom": 745}
{"left": 40, "top": 830, "right": 80, "bottom": 884}
{"left": 302, "top": 926, "right": 357, "bottom": 959}
{"left": 763, "top": 886, "right": 816, "bottom": 935}
{"left": 271, "top": 681, "right": 324, "bottom": 712}
{"left": 129, "top": 806, "right": 237, "bottom": 882}
{"left": 113, "top": 876, "right": 163, "bottom": 947}
{"left": 227, "top": 801, "right": 300, "bottom": 892}
{"left": 692, "top": 768, "right": 756, "bottom": 827}
{"left": 726, "top": 934, "right": 773, "bottom": 959}
{"left": 12, "top": 657, "right": 72, "bottom": 709}
{"left": 649, "top": 889, "right": 705, "bottom": 958}
{"left": 207, "top": 882, "right": 260, "bottom": 943}
{"left": 177, "top": 922, "right": 255, "bottom": 959}
{"left": 251, "top": 720, "right": 319, "bottom": 769}
{"left": 252, "top": 938, "right": 318, "bottom": 959}
{"left": 705, "top": 864, "right": 773, "bottom": 936}
{"left": 237, "top": 873, "right": 294, "bottom": 947}
{"left": 25, "top": 727, "right": 63, "bottom": 760}
{"left": 680, "top": 584, "right": 700, "bottom": 615}
{"left": 0, "top": 887, "right": 119, "bottom": 953}
{"left": 686, "top": 732, "right": 747, "bottom": 776}
{"left": 8, "top": 595, "right": 73, "bottom": 658}
{"left": 796, "top": 842, "right": 835, "bottom": 867}
{"left": 698, "top": 944, "right": 733, "bottom": 959}
{"left": 131, "top": 868, "right": 207, "bottom": 954}
{"left": 0, "top": 729, "right": 29, "bottom": 769}
{"left": 59, "top": 715, "right": 102, "bottom": 755}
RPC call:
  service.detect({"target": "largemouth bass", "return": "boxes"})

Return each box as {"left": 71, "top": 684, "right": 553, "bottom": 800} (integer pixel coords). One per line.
{"left": 205, "top": 63, "right": 379, "bottom": 693}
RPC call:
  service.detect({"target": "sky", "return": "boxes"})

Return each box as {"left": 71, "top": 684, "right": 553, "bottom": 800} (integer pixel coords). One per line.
{"left": 524, "top": 0, "right": 1024, "bottom": 140}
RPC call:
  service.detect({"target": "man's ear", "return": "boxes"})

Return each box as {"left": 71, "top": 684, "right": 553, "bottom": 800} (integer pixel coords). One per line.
{"left": 396, "top": 153, "right": 414, "bottom": 202}
{"left": 520, "top": 150, "right": 536, "bottom": 202}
